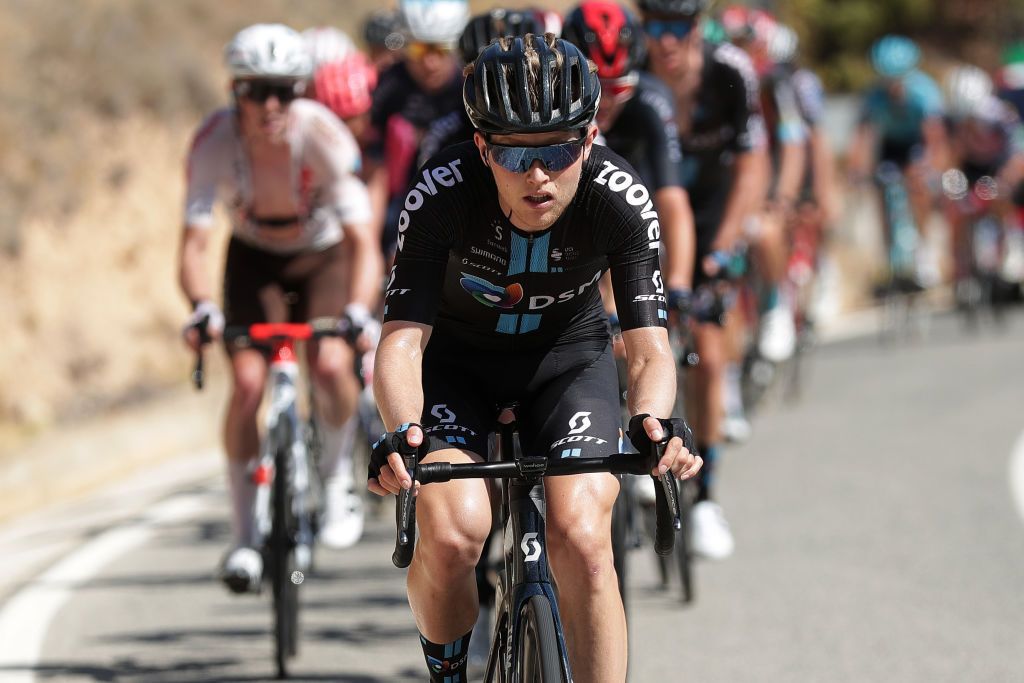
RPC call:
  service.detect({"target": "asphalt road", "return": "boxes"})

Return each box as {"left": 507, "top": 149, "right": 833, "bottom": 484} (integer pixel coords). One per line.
{"left": 1, "top": 310, "right": 1023, "bottom": 682}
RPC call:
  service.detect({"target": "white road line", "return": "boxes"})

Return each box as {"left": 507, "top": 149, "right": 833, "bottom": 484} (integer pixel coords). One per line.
{"left": 1009, "top": 427, "right": 1024, "bottom": 525}
{"left": 0, "top": 493, "right": 206, "bottom": 682}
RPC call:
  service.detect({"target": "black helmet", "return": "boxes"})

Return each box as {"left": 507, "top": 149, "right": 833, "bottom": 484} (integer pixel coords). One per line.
{"left": 635, "top": 0, "right": 708, "bottom": 17}
{"left": 464, "top": 34, "right": 601, "bottom": 135}
{"left": 459, "top": 8, "right": 543, "bottom": 64}
{"left": 362, "top": 9, "right": 404, "bottom": 49}
{"left": 561, "top": 1, "right": 646, "bottom": 79}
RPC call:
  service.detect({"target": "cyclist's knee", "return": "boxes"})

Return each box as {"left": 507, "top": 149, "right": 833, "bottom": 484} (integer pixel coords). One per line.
{"left": 230, "top": 354, "right": 266, "bottom": 411}
{"left": 694, "top": 328, "right": 726, "bottom": 377}
{"left": 309, "top": 338, "right": 354, "bottom": 386}
{"left": 547, "top": 519, "right": 614, "bottom": 586}
{"left": 416, "top": 519, "right": 490, "bottom": 576}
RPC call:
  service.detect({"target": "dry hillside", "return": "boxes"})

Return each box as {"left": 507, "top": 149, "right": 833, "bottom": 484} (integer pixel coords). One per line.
{"left": 0, "top": 1, "right": 571, "bottom": 449}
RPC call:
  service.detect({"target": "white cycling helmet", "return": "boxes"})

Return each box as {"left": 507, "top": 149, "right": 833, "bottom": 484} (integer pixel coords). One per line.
{"left": 768, "top": 24, "right": 799, "bottom": 66}
{"left": 944, "top": 64, "right": 994, "bottom": 118}
{"left": 303, "top": 26, "right": 356, "bottom": 68}
{"left": 225, "top": 23, "right": 313, "bottom": 80}
{"left": 399, "top": 0, "right": 470, "bottom": 46}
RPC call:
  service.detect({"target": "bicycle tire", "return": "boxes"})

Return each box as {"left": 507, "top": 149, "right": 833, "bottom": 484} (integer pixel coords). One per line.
{"left": 272, "top": 445, "right": 299, "bottom": 678}
{"left": 517, "top": 596, "right": 564, "bottom": 683}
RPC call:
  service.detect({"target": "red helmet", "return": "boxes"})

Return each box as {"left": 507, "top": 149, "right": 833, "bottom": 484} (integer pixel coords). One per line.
{"left": 313, "top": 52, "right": 378, "bottom": 120}
{"left": 721, "top": 5, "right": 775, "bottom": 47}
{"left": 562, "top": 1, "right": 645, "bottom": 80}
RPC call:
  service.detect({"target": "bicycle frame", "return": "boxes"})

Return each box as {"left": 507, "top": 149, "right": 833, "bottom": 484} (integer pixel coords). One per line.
{"left": 390, "top": 422, "right": 686, "bottom": 682}
{"left": 483, "top": 420, "right": 572, "bottom": 682}
{"left": 249, "top": 325, "right": 316, "bottom": 573}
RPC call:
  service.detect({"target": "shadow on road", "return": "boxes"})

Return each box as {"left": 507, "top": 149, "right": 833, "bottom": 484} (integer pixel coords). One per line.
{"left": 0, "top": 660, "right": 420, "bottom": 682}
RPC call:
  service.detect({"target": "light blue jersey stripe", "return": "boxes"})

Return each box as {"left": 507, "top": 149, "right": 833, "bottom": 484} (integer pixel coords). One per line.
{"left": 496, "top": 314, "right": 519, "bottom": 334}
{"left": 508, "top": 233, "right": 528, "bottom": 275}
{"left": 519, "top": 314, "right": 542, "bottom": 333}
{"left": 529, "top": 232, "right": 550, "bottom": 273}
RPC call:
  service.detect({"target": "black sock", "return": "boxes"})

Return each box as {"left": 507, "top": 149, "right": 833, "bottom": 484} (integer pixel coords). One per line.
{"left": 696, "top": 442, "right": 719, "bottom": 502}
{"left": 420, "top": 630, "right": 472, "bottom": 682}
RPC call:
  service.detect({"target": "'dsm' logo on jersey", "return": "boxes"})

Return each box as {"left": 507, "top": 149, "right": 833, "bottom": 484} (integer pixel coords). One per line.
{"left": 459, "top": 273, "right": 524, "bottom": 309}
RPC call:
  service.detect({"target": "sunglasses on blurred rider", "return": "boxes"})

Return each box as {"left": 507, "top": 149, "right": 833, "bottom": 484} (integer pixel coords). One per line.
{"left": 644, "top": 18, "right": 697, "bottom": 41}
{"left": 234, "top": 80, "right": 305, "bottom": 104}
{"left": 406, "top": 41, "right": 455, "bottom": 60}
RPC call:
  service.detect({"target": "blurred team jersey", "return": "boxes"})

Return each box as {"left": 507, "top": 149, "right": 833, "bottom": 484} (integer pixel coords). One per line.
{"left": 185, "top": 98, "right": 371, "bottom": 254}
{"left": 676, "top": 41, "right": 766, "bottom": 202}
{"left": 601, "top": 72, "right": 684, "bottom": 192}
{"left": 860, "top": 70, "right": 944, "bottom": 146}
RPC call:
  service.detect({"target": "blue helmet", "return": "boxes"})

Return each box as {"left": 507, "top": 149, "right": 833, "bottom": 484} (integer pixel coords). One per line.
{"left": 871, "top": 35, "right": 920, "bottom": 78}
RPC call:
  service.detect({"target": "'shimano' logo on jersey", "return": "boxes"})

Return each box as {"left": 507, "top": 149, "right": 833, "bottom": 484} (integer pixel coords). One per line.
{"left": 459, "top": 273, "right": 524, "bottom": 309}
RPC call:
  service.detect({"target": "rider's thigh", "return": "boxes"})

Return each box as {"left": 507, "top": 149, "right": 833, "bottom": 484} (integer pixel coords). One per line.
{"left": 414, "top": 448, "right": 493, "bottom": 569}
{"left": 545, "top": 472, "right": 619, "bottom": 573}
{"left": 229, "top": 348, "right": 269, "bottom": 408}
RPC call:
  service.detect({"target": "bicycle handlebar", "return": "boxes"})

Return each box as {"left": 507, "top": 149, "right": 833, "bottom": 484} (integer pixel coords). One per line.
{"left": 391, "top": 443, "right": 683, "bottom": 569}
{"left": 190, "top": 318, "right": 354, "bottom": 392}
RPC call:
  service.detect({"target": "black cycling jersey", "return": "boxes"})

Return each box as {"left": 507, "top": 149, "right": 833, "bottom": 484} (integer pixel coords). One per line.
{"left": 383, "top": 142, "right": 668, "bottom": 350}
{"left": 369, "top": 60, "right": 464, "bottom": 166}
{"left": 602, "top": 72, "right": 683, "bottom": 192}
{"left": 676, "top": 41, "right": 765, "bottom": 204}
{"left": 418, "top": 109, "right": 475, "bottom": 169}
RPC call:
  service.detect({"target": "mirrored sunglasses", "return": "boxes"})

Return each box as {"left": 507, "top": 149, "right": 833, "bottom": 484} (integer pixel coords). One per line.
{"left": 644, "top": 18, "right": 697, "bottom": 41}
{"left": 406, "top": 41, "right": 455, "bottom": 60}
{"left": 234, "top": 80, "right": 304, "bottom": 104}
{"left": 486, "top": 138, "right": 587, "bottom": 173}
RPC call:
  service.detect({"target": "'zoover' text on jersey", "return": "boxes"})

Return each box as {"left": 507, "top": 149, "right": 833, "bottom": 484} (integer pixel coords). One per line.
{"left": 383, "top": 142, "right": 668, "bottom": 350}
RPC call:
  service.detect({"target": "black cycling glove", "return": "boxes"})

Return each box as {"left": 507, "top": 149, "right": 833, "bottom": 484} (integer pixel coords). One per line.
{"left": 626, "top": 414, "right": 695, "bottom": 456}
{"left": 368, "top": 423, "right": 428, "bottom": 482}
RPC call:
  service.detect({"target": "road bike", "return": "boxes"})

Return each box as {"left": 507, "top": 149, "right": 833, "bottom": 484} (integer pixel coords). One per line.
{"left": 387, "top": 409, "right": 688, "bottom": 682}
{"left": 194, "top": 319, "right": 346, "bottom": 679}
{"left": 874, "top": 161, "right": 928, "bottom": 342}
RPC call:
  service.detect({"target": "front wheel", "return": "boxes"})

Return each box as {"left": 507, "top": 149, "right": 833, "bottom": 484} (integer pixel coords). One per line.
{"left": 271, "top": 446, "right": 299, "bottom": 678}
{"left": 518, "top": 596, "right": 565, "bottom": 682}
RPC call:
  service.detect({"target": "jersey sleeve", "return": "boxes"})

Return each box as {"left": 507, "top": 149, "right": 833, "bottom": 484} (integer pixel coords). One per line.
{"left": 589, "top": 153, "right": 669, "bottom": 330}
{"left": 772, "top": 78, "right": 809, "bottom": 145}
{"left": 635, "top": 79, "right": 684, "bottom": 190}
{"left": 381, "top": 152, "right": 467, "bottom": 326}
{"left": 183, "top": 111, "right": 229, "bottom": 229}
{"left": 792, "top": 69, "right": 826, "bottom": 126}
{"left": 715, "top": 44, "right": 765, "bottom": 153}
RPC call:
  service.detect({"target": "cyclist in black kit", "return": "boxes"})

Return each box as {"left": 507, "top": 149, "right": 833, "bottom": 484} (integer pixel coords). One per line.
{"left": 641, "top": 0, "right": 768, "bottom": 560}
{"left": 562, "top": 0, "right": 697, "bottom": 315}
{"left": 368, "top": 33, "right": 701, "bottom": 683}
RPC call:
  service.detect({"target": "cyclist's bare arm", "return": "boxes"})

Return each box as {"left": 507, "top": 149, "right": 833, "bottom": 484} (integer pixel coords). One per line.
{"left": 179, "top": 225, "right": 213, "bottom": 305}
{"left": 922, "top": 115, "right": 951, "bottom": 172}
{"left": 342, "top": 217, "right": 385, "bottom": 311}
{"left": 711, "top": 149, "right": 767, "bottom": 254}
{"left": 847, "top": 122, "right": 877, "bottom": 181}
{"left": 658, "top": 186, "right": 696, "bottom": 290}
{"left": 369, "top": 320, "right": 432, "bottom": 495}
{"left": 621, "top": 326, "right": 699, "bottom": 478}
{"left": 776, "top": 139, "right": 808, "bottom": 210}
